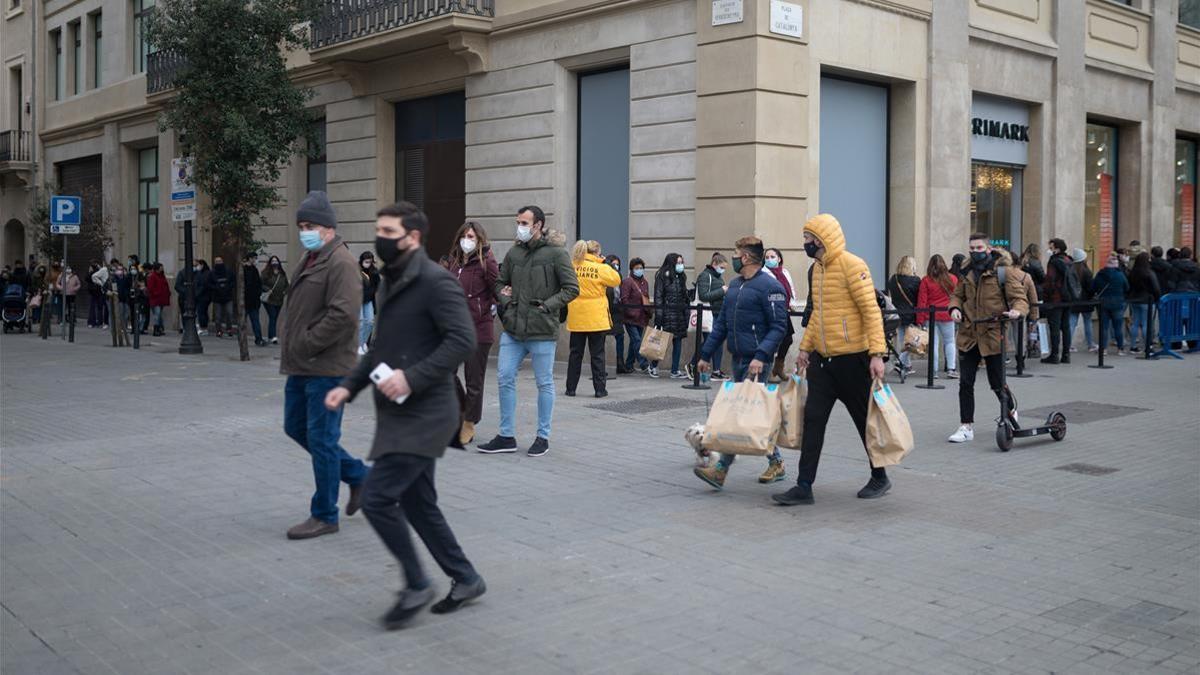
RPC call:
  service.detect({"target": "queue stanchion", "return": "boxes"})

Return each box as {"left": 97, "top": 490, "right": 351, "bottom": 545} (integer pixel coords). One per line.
{"left": 915, "top": 305, "right": 945, "bottom": 390}
{"left": 132, "top": 299, "right": 141, "bottom": 350}
{"left": 1088, "top": 302, "right": 1112, "bottom": 369}
{"left": 1142, "top": 302, "right": 1155, "bottom": 359}
{"left": 682, "top": 300, "right": 711, "bottom": 391}
{"left": 68, "top": 301, "right": 75, "bottom": 343}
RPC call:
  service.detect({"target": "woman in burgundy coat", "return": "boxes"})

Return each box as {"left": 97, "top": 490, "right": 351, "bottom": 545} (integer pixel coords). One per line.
{"left": 443, "top": 221, "right": 500, "bottom": 446}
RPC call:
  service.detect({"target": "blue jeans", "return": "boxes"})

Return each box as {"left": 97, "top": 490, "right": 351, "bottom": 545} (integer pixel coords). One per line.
{"left": 150, "top": 306, "right": 164, "bottom": 330}
{"left": 246, "top": 306, "right": 263, "bottom": 342}
{"left": 1129, "top": 303, "right": 1150, "bottom": 348}
{"left": 653, "top": 335, "right": 684, "bottom": 373}
{"left": 359, "top": 301, "right": 375, "bottom": 346}
{"left": 718, "top": 355, "right": 782, "bottom": 468}
{"left": 497, "top": 332, "right": 557, "bottom": 440}
{"left": 1098, "top": 305, "right": 1125, "bottom": 350}
{"left": 933, "top": 321, "right": 957, "bottom": 371}
{"left": 1069, "top": 311, "right": 1095, "bottom": 348}
{"left": 624, "top": 324, "right": 649, "bottom": 369}
{"left": 284, "top": 375, "right": 368, "bottom": 524}
{"left": 265, "top": 303, "right": 281, "bottom": 340}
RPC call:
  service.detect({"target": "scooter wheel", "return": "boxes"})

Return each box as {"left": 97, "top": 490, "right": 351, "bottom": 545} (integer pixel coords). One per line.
{"left": 1049, "top": 412, "right": 1067, "bottom": 441}
{"left": 996, "top": 422, "right": 1013, "bottom": 452}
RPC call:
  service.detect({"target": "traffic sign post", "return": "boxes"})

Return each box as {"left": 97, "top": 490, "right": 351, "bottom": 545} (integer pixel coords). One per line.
{"left": 173, "top": 158, "right": 203, "bottom": 355}
{"left": 50, "top": 195, "right": 83, "bottom": 341}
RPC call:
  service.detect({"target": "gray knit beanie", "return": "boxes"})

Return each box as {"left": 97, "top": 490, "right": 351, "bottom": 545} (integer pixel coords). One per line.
{"left": 297, "top": 190, "right": 337, "bottom": 229}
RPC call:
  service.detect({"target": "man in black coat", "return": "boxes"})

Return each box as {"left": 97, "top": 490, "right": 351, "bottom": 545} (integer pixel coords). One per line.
{"left": 1150, "top": 246, "right": 1178, "bottom": 295}
{"left": 325, "top": 202, "right": 485, "bottom": 630}
{"left": 242, "top": 254, "right": 265, "bottom": 346}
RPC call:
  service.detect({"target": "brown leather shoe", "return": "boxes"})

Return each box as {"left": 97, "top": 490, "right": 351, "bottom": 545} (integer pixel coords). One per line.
{"left": 286, "top": 517, "right": 339, "bottom": 540}
{"left": 346, "top": 484, "right": 364, "bottom": 517}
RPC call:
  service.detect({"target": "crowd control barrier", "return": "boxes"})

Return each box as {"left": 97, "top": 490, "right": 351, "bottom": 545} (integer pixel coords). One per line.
{"left": 1148, "top": 292, "right": 1200, "bottom": 360}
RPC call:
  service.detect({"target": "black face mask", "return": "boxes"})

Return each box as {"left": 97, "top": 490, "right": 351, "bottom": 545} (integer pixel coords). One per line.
{"left": 970, "top": 251, "right": 990, "bottom": 266}
{"left": 804, "top": 242, "right": 820, "bottom": 259}
{"left": 375, "top": 236, "right": 404, "bottom": 266}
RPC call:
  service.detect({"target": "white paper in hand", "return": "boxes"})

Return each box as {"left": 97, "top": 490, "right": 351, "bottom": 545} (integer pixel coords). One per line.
{"left": 369, "top": 363, "right": 409, "bottom": 405}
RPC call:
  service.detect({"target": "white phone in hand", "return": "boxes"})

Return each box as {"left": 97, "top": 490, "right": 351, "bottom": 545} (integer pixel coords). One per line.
{"left": 369, "top": 362, "right": 408, "bottom": 405}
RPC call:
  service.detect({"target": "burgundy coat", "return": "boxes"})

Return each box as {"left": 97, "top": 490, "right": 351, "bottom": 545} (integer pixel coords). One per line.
{"left": 447, "top": 248, "right": 500, "bottom": 344}
{"left": 619, "top": 275, "right": 652, "bottom": 327}
{"left": 146, "top": 272, "right": 171, "bottom": 308}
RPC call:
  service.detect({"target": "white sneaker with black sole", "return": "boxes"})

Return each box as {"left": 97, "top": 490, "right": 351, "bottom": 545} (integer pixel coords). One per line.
{"left": 948, "top": 425, "right": 974, "bottom": 443}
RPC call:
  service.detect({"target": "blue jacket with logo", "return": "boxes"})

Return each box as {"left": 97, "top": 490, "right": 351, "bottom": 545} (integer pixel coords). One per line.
{"left": 700, "top": 269, "right": 790, "bottom": 364}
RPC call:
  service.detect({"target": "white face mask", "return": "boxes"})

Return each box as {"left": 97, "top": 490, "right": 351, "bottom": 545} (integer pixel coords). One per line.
{"left": 460, "top": 237, "right": 477, "bottom": 254}
{"left": 516, "top": 225, "right": 533, "bottom": 242}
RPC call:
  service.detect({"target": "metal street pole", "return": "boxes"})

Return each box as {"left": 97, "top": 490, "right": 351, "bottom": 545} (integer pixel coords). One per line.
{"left": 179, "top": 218, "right": 203, "bottom": 354}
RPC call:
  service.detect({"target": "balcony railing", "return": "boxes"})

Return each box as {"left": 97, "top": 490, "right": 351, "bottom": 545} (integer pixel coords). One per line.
{"left": 146, "top": 49, "right": 188, "bottom": 95}
{"left": 312, "top": 0, "right": 495, "bottom": 49}
{"left": 0, "top": 130, "right": 32, "bottom": 163}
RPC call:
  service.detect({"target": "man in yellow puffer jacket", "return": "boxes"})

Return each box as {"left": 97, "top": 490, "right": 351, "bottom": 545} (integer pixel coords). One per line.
{"left": 774, "top": 214, "right": 892, "bottom": 506}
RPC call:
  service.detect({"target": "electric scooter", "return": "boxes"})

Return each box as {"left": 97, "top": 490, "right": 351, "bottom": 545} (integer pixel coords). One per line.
{"left": 976, "top": 315, "right": 1067, "bottom": 451}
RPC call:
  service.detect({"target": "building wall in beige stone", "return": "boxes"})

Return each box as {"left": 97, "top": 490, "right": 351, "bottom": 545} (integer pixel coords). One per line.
{"left": 968, "top": 0, "right": 1055, "bottom": 48}
{"left": 1083, "top": 0, "right": 1153, "bottom": 74}
{"left": 1178, "top": 27, "right": 1200, "bottom": 88}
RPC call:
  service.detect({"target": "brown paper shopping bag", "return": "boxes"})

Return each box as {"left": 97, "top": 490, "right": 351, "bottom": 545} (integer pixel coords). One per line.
{"left": 702, "top": 380, "right": 782, "bottom": 456}
{"left": 776, "top": 373, "right": 807, "bottom": 449}
{"left": 903, "top": 325, "right": 929, "bottom": 356}
{"left": 865, "top": 380, "right": 914, "bottom": 466}
{"left": 639, "top": 327, "right": 672, "bottom": 362}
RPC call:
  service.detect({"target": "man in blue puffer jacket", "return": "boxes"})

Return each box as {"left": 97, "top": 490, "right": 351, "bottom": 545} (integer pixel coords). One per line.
{"left": 695, "top": 235, "right": 791, "bottom": 489}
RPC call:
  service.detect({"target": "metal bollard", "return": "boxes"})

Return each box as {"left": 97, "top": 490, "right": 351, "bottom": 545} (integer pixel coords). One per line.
{"left": 682, "top": 301, "right": 711, "bottom": 391}
{"left": 132, "top": 302, "right": 140, "bottom": 350}
{"left": 915, "top": 307, "right": 945, "bottom": 390}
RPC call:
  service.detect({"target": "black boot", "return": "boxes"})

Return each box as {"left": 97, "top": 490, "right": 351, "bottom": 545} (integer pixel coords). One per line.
{"left": 772, "top": 482, "right": 814, "bottom": 506}
{"left": 857, "top": 472, "right": 892, "bottom": 499}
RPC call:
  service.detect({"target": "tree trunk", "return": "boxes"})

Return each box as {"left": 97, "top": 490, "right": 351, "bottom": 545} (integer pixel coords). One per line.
{"left": 236, "top": 239, "right": 249, "bottom": 361}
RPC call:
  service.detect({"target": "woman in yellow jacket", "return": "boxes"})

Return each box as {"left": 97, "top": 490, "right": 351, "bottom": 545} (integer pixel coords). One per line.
{"left": 566, "top": 240, "right": 622, "bottom": 397}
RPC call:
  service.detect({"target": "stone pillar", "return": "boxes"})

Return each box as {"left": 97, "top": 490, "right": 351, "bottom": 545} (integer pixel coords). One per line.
{"left": 101, "top": 122, "right": 122, "bottom": 258}
{"left": 1148, "top": 0, "right": 1178, "bottom": 246}
{"left": 926, "top": 0, "right": 971, "bottom": 259}
{"left": 1051, "top": 0, "right": 1087, "bottom": 246}
{"left": 694, "top": 0, "right": 809, "bottom": 263}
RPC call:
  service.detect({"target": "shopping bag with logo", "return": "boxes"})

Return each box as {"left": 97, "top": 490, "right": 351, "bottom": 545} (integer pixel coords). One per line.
{"left": 1033, "top": 319, "right": 1050, "bottom": 357}
{"left": 776, "top": 372, "right": 807, "bottom": 449}
{"left": 702, "top": 380, "right": 782, "bottom": 456}
{"left": 639, "top": 326, "right": 671, "bottom": 362}
{"left": 903, "top": 325, "right": 929, "bottom": 355}
{"left": 687, "top": 305, "right": 713, "bottom": 333}
{"left": 865, "top": 380, "right": 913, "bottom": 467}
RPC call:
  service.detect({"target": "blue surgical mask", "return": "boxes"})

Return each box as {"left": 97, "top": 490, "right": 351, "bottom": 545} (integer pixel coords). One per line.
{"left": 299, "top": 230, "right": 323, "bottom": 251}
{"left": 633, "top": 268, "right": 644, "bottom": 278}
{"left": 765, "top": 258, "right": 779, "bottom": 269}
{"left": 714, "top": 266, "right": 725, "bottom": 276}
{"left": 516, "top": 225, "right": 533, "bottom": 242}
{"left": 674, "top": 263, "right": 685, "bottom": 274}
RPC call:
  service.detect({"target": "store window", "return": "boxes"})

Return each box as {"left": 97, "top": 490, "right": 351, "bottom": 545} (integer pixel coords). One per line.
{"left": 1177, "top": 139, "right": 1197, "bottom": 250}
{"left": 1182, "top": 0, "right": 1200, "bottom": 30}
{"left": 306, "top": 118, "right": 326, "bottom": 193}
{"left": 1085, "top": 124, "right": 1118, "bottom": 267}
{"left": 971, "top": 163, "right": 1022, "bottom": 251}
{"left": 138, "top": 147, "right": 159, "bottom": 263}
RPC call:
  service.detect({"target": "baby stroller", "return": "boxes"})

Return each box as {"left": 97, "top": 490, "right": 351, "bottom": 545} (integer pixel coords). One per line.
{"left": 2, "top": 284, "right": 28, "bottom": 333}
{"left": 876, "top": 289, "right": 908, "bottom": 382}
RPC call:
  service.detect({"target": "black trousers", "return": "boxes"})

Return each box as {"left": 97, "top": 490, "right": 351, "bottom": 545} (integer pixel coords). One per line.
{"left": 362, "top": 453, "right": 478, "bottom": 590}
{"left": 454, "top": 341, "right": 493, "bottom": 424}
{"left": 957, "top": 346, "right": 1010, "bottom": 424}
{"left": 566, "top": 330, "right": 607, "bottom": 394}
{"left": 795, "top": 351, "right": 879, "bottom": 484}
{"left": 1045, "top": 307, "right": 1070, "bottom": 358}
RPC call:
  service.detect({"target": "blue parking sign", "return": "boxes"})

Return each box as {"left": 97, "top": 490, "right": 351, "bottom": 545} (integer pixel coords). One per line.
{"left": 50, "top": 196, "right": 82, "bottom": 226}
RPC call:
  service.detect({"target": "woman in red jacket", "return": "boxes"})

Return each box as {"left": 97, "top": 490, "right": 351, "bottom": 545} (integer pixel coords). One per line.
{"left": 146, "top": 263, "right": 171, "bottom": 337}
{"left": 619, "top": 258, "right": 653, "bottom": 373}
{"left": 916, "top": 254, "right": 959, "bottom": 378}
{"left": 443, "top": 221, "right": 500, "bottom": 446}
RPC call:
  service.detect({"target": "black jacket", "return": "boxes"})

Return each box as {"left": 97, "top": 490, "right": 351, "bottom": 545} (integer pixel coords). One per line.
{"left": 886, "top": 273, "right": 921, "bottom": 326}
{"left": 1127, "top": 267, "right": 1161, "bottom": 305}
{"left": 361, "top": 266, "right": 381, "bottom": 306}
{"left": 1150, "top": 257, "right": 1177, "bottom": 294}
{"left": 1171, "top": 259, "right": 1200, "bottom": 293}
{"left": 208, "top": 265, "right": 234, "bottom": 303}
{"left": 342, "top": 249, "right": 476, "bottom": 461}
{"left": 243, "top": 265, "right": 263, "bottom": 310}
{"left": 653, "top": 270, "right": 689, "bottom": 336}
{"left": 1073, "top": 263, "right": 1095, "bottom": 314}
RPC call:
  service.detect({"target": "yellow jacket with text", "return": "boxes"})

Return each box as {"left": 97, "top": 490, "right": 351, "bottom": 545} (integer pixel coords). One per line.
{"left": 798, "top": 214, "right": 888, "bottom": 358}
{"left": 567, "top": 254, "right": 622, "bottom": 332}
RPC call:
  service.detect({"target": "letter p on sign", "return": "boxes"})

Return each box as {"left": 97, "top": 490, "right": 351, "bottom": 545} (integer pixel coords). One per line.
{"left": 50, "top": 196, "right": 82, "bottom": 226}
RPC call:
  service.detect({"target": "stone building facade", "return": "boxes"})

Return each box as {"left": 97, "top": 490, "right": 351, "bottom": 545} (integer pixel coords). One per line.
{"left": 3, "top": 0, "right": 1199, "bottom": 304}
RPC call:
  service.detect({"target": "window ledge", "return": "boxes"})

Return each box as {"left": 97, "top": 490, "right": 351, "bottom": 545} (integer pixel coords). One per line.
{"left": 5, "top": 6, "right": 25, "bottom": 21}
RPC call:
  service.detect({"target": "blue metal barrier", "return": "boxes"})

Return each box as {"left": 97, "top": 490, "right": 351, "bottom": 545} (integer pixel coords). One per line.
{"left": 1148, "top": 293, "right": 1200, "bottom": 360}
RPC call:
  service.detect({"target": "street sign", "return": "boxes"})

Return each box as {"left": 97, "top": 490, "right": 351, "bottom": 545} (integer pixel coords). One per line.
{"left": 171, "top": 157, "right": 196, "bottom": 222}
{"left": 49, "top": 196, "right": 82, "bottom": 235}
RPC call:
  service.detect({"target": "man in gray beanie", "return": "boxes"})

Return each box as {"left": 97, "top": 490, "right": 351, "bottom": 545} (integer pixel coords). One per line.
{"left": 278, "top": 190, "right": 367, "bottom": 540}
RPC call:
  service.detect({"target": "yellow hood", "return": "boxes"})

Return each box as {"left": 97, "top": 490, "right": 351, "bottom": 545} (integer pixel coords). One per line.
{"left": 803, "top": 214, "right": 847, "bottom": 263}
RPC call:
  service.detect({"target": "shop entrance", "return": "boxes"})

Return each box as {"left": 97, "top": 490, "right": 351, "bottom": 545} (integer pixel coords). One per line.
{"left": 970, "top": 161, "right": 1022, "bottom": 252}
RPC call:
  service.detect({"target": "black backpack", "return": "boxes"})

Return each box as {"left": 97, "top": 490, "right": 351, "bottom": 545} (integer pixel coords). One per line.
{"left": 1060, "top": 258, "right": 1082, "bottom": 301}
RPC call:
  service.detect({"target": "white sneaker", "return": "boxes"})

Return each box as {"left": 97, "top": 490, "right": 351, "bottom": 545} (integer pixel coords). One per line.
{"left": 948, "top": 425, "right": 974, "bottom": 443}
{"left": 357, "top": 344, "right": 369, "bottom": 356}
{"left": 946, "top": 369, "right": 959, "bottom": 379}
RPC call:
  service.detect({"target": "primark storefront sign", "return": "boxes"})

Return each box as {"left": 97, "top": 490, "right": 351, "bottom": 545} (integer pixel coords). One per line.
{"left": 970, "top": 95, "right": 1031, "bottom": 250}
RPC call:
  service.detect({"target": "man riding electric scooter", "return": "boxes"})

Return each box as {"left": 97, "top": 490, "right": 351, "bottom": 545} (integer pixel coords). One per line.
{"left": 946, "top": 233, "right": 1029, "bottom": 445}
